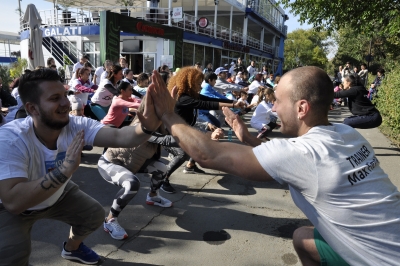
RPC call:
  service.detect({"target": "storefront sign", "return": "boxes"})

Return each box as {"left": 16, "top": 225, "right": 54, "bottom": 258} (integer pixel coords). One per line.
{"left": 136, "top": 22, "right": 165, "bottom": 36}
{"left": 172, "top": 7, "right": 183, "bottom": 19}
{"left": 222, "top": 42, "right": 250, "bottom": 53}
{"left": 43, "top": 27, "right": 82, "bottom": 37}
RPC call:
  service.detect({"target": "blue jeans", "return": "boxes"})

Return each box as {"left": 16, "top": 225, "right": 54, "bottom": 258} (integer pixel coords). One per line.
{"left": 343, "top": 112, "right": 382, "bottom": 129}
{"left": 198, "top": 112, "right": 221, "bottom": 128}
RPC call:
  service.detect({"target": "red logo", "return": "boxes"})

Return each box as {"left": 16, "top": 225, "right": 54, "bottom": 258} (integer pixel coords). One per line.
{"left": 136, "top": 22, "right": 165, "bottom": 36}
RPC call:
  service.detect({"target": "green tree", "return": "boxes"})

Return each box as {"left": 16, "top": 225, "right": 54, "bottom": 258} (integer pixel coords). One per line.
{"left": 279, "top": 0, "right": 400, "bottom": 38}
{"left": 9, "top": 58, "right": 27, "bottom": 79}
{"left": 284, "top": 29, "right": 330, "bottom": 70}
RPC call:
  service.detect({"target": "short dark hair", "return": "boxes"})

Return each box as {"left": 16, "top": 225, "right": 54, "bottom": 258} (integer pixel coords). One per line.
{"left": 344, "top": 74, "right": 361, "bottom": 87}
{"left": 84, "top": 62, "right": 93, "bottom": 68}
{"left": 377, "top": 68, "right": 385, "bottom": 74}
{"left": 82, "top": 55, "right": 90, "bottom": 60}
{"left": 137, "top": 73, "right": 149, "bottom": 84}
{"left": 124, "top": 68, "right": 133, "bottom": 76}
{"left": 161, "top": 65, "right": 169, "bottom": 71}
{"left": 204, "top": 72, "right": 217, "bottom": 83}
{"left": 78, "top": 67, "right": 90, "bottom": 77}
{"left": 288, "top": 66, "right": 334, "bottom": 117}
{"left": 240, "top": 90, "right": 248, "bottom": 96}
{"left": 361, "top": 63, "right": 367, "bottom": 68}
{"left": 46, "top": 57, "right": 55, "bottom": 67}
{"left": 117, "top": 81, "right": 131, "bottom": 94}
{"left": 19, "top": 69, "right": 62, "bottom": 105}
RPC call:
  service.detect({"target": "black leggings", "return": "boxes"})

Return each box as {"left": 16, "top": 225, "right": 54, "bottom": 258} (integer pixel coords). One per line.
{"left": 164, "top": 146, "right": 190, "bottom": 179}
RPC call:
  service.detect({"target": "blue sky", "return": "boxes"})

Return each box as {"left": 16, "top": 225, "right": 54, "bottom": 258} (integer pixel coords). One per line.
{"left": 0, "top": 1, "right": 311, "bottom": 53}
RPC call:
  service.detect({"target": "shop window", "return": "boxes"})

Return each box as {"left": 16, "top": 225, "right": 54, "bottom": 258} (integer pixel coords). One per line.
{"left": 182, "top": 43, "right": 194, "bottom": 67}
{"left": 214, "top": 48, "right": 222, "bottom": 67}
{"left": 143, "top": 40, "right": 157, "bottom": 52}
{"left": 194, "top": 45, "right": 204, "bottom": 67}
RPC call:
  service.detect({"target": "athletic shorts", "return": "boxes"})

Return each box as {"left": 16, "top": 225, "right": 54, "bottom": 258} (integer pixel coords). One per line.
{"left": 314, "top": 228, "right": 350, "bottom": 266}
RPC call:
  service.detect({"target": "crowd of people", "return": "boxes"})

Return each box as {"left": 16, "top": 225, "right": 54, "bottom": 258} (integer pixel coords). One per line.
{"left": 0, "top": 54, "right": 398, "bottom": 266}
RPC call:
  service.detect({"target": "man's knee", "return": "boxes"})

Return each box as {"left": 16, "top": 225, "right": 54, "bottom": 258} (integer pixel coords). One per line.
{"left": 292, "top": 226, "right": 314, "bottom": 250}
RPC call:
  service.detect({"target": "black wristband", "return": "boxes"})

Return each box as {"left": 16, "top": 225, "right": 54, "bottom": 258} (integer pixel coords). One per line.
{"left": 141, "top": 124, "right": 154, "bottom": 135}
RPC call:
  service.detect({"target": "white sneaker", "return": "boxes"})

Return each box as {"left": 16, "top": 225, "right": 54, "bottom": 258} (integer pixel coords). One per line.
{"left": 103, "top": 218, "right": 128, "bottom": 240}
{"left": 146, "top": 193, "right": 172, "bottom": 207}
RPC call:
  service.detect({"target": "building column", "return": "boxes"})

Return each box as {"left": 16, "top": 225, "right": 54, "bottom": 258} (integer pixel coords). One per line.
{"left": 272, "top": 35, "right": 276, "bottom": 49}
{"left": 229, "top": 6, "right": 233, "bottom": 42}
{"left": 214, "top": 2, "right": 218, "bottom": 39}
{"left": 168, "top": 0, "right": 172, "bottom": 26}
{"left": 242, "top": 16, "right": 248, "bottom": 46}
{"left": 260, "top": 27, "right": 264, "bottom": 50}
{"left": 195, "top": 0, "right": 199, "bottom": 34}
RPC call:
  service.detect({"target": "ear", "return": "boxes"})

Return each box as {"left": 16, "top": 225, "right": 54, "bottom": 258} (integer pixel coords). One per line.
{"left": 25, "top": 102, "right": 40, "bottom": 116}
{"left": 297, "top": 99, "right": 310, "bottom": 120}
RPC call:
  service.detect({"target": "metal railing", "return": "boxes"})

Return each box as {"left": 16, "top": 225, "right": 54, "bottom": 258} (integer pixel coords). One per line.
{"left": 20, "top": 5, "right": 276, "bottom": 53}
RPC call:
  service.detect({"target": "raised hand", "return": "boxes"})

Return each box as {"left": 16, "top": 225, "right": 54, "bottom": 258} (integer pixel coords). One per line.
{"left": 147, "top": 70, "right": 176, "bottom": 120}
{"left": 62, "top": 130, "right": 85, "bottom": 174}
{"left": 136, "top": 92, "right": 161, "bottom": 132}
{"left": 222, "top": 107, "right": 249, "bottom": 143}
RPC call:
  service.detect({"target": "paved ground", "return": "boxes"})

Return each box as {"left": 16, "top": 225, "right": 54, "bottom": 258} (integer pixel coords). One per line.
{"left": 29, "top": 107, "right": 400, "bottom": 266}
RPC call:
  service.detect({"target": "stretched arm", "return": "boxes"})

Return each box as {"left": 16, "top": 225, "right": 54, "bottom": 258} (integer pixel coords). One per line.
{"left": 333, "top": 87, "right": 358, "bottom": 98}
{"left": 0, "top": 131, "right": 84, "bottom": 214}
{"left": 148, "top": 71, "right": 272, "bottom": 182}
{"left": 94, "top": 77, "right": 162, "bottom": 148}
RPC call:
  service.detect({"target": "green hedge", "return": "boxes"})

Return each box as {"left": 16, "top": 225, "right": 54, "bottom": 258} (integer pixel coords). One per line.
{"left": 374, "top": 66, "right": 400, "bottom": 147}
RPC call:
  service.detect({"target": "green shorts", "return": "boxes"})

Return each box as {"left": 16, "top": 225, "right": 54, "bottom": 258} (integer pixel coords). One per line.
{"left": 314, "top": 228, "right": 350, "bottom": 266}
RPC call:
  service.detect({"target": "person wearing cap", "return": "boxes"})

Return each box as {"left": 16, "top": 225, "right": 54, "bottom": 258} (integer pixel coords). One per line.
{"left": 213, "top": 67, "right": 247, "bottom": 125}
{"left": 247, "top": 60, "right": 257, "bottom": 77}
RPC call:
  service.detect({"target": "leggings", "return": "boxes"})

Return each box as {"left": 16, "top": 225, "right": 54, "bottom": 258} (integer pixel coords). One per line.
{"left": 98, "top": 156, "right": 167, "bottom": 217}
{"left": 164, "top": 146, "right": 190, "bottom": 179}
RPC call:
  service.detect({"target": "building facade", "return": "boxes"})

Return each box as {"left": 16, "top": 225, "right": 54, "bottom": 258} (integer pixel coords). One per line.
{"left": 20, "top": 0, "right": 287, "bottom": 74}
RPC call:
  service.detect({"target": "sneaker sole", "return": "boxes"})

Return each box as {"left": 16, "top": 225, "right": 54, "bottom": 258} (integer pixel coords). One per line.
{"left": 146, "top": 200, "right": 173, "bottom": 208}
{"left": 61, "top": 253, "right": 99, "bottom": 265}
{"left": 104, "top": 227, "right": 128, "bottom": 240}
{"left": 183, "top": 170, "right": 195, "bottom": 174}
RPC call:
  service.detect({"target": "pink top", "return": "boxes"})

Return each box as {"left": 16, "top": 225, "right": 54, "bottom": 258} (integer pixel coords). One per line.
{"left": 101, "top": 97, "right": 141, "bottom": 127}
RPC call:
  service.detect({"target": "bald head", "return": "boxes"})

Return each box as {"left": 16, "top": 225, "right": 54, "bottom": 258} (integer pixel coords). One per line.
{"left": 282, "top": 66, "right": 333, "bottom": 117}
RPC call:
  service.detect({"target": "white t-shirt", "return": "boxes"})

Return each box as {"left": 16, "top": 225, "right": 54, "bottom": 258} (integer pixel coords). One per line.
{"left": 72, "top": 62, "right": 84, "bottom": 73}
{"left": 253, "top": 124, "right": 400, "bottom": 265}
{"left": 0, "top": 116, "right": 104, "bottom": 210}
{"left": 247, "top": 65, "right": 256, "bottom": 77}
{"left": 248, "top": 80, "right": 262, "bottom": 94}
{"left": 100, "top": 71, "right": 108, "bottom": 82}
{"left": 133, "top": 85, "right": 148, "bottom": 96}
{"left": 91, "top": 79, "right": 116, "bottom": 107}
{"left": 94, "top": 66, "right": 105, "bottom": 85}
{"left": 250, "top": 101, "right": 273, "bottom": 130}
{"left": 70, "top": 79, "right": 95, "bottom": 104}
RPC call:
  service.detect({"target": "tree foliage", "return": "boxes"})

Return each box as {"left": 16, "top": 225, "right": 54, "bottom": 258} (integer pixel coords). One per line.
{"left": 9, "top": 58, "right": 27, "bottom": 79}
{"left": 279, "top": 0, "right": 400, "bottom": 39}
{"left": 284, "top": 29, "right": 330, "bottom": 70}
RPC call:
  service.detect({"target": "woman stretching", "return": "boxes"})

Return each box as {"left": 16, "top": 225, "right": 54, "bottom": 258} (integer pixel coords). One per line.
{"left": 101, "top": 82, "right": 141, "bottom": 128}
{"left": 160, "top": 67, "right": 237, "bottom": 193}
{"left": 334, "top": 74, "right": 382, "bottom": 129}
{"left": 98, "top": 98, "right": 175, "bottom": 240}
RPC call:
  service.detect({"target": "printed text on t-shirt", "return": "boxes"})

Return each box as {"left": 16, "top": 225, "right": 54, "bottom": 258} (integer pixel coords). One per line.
{"left": 348, "top": 156, "right": 379, "bottom": 185}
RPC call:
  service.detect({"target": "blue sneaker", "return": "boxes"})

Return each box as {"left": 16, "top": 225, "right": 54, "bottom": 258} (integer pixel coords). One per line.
{"left": 61, "top": 242, "right": 99, "bottom": 264}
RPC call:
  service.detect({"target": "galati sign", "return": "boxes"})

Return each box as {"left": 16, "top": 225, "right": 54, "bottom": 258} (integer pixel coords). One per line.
{"left": 136, "top": 22, "right": 165, "bottom": 36}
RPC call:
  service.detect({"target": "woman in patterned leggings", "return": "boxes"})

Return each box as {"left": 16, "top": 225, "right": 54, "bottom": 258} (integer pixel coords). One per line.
{"left": 97, "top": 100, "right": 178, "bottom": 240}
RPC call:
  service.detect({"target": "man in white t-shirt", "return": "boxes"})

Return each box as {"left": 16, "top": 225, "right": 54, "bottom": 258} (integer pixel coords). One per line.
{"left": 148, "top": 66, "right": 400, "bottom": 266}
{"left": 92, "top": 60, "right": 112, "bottom": 85}
{"left": 0, "top": 69, "right": 163, "bottom": 265}
{"left": 248, "top": 73, "right": 267, "bottom": 103}
{"left": 247, "top": 60, "right": 256, "bottom": 77}
{"left": 72, "top": 55, "right": 89, "bottom": 75}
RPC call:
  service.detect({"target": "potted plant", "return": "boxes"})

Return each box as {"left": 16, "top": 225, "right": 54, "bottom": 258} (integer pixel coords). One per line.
{"left": 116, "top": 0, "right": 134, "bottom": 16}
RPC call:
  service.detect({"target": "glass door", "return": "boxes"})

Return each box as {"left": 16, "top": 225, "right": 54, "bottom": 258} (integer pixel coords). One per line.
{"left": 143, "top": 53, "right": 156, "bottom": 73}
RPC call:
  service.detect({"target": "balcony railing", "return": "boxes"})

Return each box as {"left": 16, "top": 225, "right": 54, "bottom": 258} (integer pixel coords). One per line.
{"left": 20, "top": 6, "right": 275, "bottom": 53}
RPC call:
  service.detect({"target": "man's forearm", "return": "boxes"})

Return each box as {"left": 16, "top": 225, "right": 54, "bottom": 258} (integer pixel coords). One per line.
{"left": 4, "top": 165, "right": 73, "bottom": 214}
{"left": 118, "top": 123, "right": 152, "bottom": 148}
